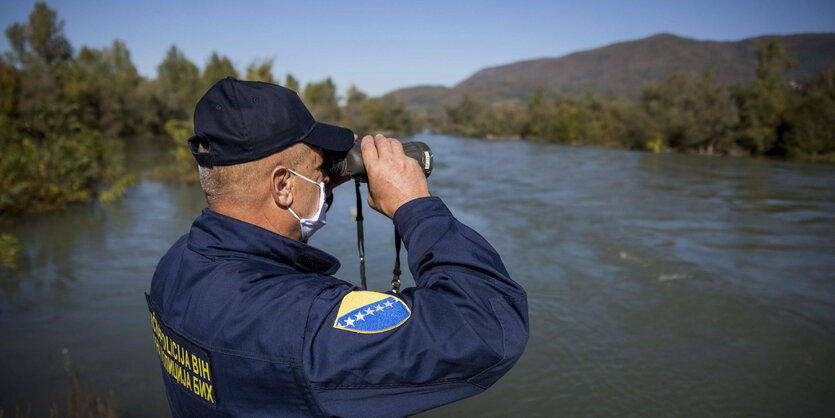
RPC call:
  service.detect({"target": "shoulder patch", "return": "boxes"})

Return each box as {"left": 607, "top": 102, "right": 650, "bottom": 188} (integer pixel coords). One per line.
{"left": 333, "top": 291, "right": 411, "bottom": 334}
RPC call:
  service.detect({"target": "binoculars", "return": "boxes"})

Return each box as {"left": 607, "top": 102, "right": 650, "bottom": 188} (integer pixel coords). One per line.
{"left": 328, "top": 141, "right": 433, "bottom": 182}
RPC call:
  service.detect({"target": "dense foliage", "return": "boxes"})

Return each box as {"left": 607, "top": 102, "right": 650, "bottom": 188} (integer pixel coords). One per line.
{"left": 439, "top": 41, "right": 835, "bottom": 160}
{"left": 1, "top": 3, "right": 421, "bottom": 217}
{"left": 0, "top": 3, "right": 134, "bottom": 219}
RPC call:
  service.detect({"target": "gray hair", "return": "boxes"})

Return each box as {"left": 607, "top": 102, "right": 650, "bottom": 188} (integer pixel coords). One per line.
{"left": 196, "top": 141, "right": 308, "bottom": 209}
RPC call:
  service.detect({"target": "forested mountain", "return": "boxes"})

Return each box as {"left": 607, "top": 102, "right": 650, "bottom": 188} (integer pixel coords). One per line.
{"left": 392, "top": 33, "right": 835, "bottom": 113}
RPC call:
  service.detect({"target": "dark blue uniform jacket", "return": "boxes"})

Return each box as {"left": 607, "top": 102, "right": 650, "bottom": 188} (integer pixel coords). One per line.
{"left": 147, "top": 197, "right": 528, "bottom": 417}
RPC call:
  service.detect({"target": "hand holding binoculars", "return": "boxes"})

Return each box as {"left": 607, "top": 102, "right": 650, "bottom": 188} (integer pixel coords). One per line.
{"left": 327, "top": 141, "right": 433, "bottom": 183}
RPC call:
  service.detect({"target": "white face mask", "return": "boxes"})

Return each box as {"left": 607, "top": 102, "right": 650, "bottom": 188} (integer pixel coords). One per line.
{"left": 287, "top": 168, "right": 327, "bottom": 241}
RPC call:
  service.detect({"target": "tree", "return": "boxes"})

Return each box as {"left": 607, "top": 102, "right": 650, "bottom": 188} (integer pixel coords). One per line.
{"left": 736, "top": 40, "right": 796, "bottom": 154}
{"left": 284, "top": 73, "right": 300, "bottom": 92}
{"left": 303, "top": 77, "right": 340, "bottom": 123}
{"left": 25, "top": 2, "right": 73, "bottom": 66}
{"left": 643, "top": 70, "right": 738, "bottom": 154}
{"left": 65, "top": 40, "right": 142, "bottom": 136}
{"left": 3, "top": 2, "right": 70, "bottom": 121}
{"left": 364, "top": 93, "right": 419, "bottom": 137}
{"left": 481, "top": 101, "right": 526, "bottom": 139}
{"left": 0, "top": 56, "right": 18, "bottom": 118}
{"left": 522, "top": 87, "right": 555, "bottom": 139}
{"left": 0, "top": 3, "right": 133, "bottom": 218}
{"left": 4, "top": 23, "right": 27, "bottom": 64}
{"left": 443, "top": 95, "right": 488, "bottom": 137}
{"left": 692, "top": 69, "right": 739, "bottom": 153}
{"left": 155, "top": 45, "right": 200, "bottom": 122}
{"left": 245, "top": 59, "right": 276, "bottom": 83}
{"left": 340, "top": 85, "right": 371, "bottom": 134}
{"left": 202, "top": 52, "right": 238, "bottom": 88}
{"left": 780, "top": 69, "right": 835, "bottom": 159}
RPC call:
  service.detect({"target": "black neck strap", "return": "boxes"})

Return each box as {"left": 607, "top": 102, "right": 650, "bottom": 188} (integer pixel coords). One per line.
{"left": 391, "top": 229, "right": 402, "bottom": 293}
{"left": 354, "top": 179, "right": 366, "bottom": 290}
{"left": 353, "top": 179, "right": 402, "bottom": 293}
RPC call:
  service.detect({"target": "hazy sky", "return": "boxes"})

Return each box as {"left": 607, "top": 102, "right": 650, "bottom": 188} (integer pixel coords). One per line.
{"left": 1, "top": 0, "right": 833, "bottom": 96}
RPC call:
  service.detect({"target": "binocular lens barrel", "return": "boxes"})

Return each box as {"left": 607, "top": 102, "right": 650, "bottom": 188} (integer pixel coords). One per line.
{"left": 331, "top": 141, "right": 433, "bottom": 182}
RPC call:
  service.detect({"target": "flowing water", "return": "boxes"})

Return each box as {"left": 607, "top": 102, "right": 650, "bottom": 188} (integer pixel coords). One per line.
{"left": 1, "top": 134, "right": 834, "bottom": 416}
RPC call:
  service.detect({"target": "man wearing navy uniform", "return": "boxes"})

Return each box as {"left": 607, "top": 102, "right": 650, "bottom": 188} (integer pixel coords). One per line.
{"left": 147, "top": 77, "right": 529, "bottom": 417}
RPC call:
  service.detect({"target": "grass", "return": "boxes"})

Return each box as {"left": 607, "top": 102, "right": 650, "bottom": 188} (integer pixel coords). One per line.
{"left": 0, "top": 349, "right": 120, "bottom": 418}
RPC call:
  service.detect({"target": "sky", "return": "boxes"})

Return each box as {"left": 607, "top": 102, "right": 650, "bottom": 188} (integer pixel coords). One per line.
{"left": 1, "top": 0, "right": 834, "bottom": 97}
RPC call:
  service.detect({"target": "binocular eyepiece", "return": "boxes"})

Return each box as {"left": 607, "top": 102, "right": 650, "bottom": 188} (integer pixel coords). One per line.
{"left": 328, "top": 141, "right": 433, "bottom": 183}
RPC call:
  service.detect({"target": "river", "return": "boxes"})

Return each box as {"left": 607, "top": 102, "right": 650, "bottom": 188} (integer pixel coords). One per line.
{"left": 1, "top": 133, "right": 834, "bottom": 416}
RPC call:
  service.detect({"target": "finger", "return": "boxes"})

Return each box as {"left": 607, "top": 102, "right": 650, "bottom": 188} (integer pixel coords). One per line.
{"left": 374, "top": 134, "right": 389, "bottom": 148}
{"left": 389, "top": 137, "right": 405, "bottom": 156}
{"left": 361, "top": 135, "right": 378, "bottom": 162}
{"left": 353, "top": 134, "right": 358, "bottom": 142}
{"left": 374, "top": 134, "right": 393, "bottom": 157}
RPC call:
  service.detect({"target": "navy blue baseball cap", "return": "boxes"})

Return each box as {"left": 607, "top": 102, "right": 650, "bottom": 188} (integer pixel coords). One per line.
{"left": 189, "top": 77, "right": 354, "bottom": 167}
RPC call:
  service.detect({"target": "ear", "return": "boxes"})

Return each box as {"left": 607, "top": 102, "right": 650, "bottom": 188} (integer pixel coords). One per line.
{"left": 270, "top": 166, "right": 294, "bottom": 208}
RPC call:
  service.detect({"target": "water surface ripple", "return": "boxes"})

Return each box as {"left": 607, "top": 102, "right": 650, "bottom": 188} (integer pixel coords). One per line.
{"left": 1, "top": 134, "right": 834, "bottom": 417}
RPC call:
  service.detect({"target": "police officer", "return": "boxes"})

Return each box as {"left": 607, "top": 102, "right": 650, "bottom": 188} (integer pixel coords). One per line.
{"left": 147, "top": 77, "right": 529, "bottom": 417}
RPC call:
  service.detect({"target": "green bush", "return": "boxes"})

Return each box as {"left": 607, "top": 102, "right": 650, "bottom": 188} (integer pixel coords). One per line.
{"left": 0, "top": 105, "right": 132, "bottom": 218}
{"left": 153, "top": 119, "right": 200, "bottom": 184}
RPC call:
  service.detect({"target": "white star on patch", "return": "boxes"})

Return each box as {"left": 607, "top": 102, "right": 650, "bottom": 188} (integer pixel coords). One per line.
{"left": 384, "top": 300, "right": 394, "bottom": 308}
{"left": 355, "top": 311, "right": 366, "bottom": 321}
{"left": 365, "top": 307, "right": 375, "bottom": 315}
{"left": 343, "top": 317, "right": 355, "bottom": 327}
{"left": 375, "top": 304, "right": 384, "bottom": 312}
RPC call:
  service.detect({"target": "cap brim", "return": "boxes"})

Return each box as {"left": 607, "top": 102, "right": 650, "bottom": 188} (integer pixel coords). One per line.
{"left": 303, "top": 122, "right": 355, "bottom": 153}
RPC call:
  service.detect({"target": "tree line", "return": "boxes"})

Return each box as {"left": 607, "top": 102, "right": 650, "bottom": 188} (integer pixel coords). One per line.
{"left": 439, "top": 40, "right": 835, "bottom": 160}
{"left": 0, "top": 3, "right": 421, "bottom": 219}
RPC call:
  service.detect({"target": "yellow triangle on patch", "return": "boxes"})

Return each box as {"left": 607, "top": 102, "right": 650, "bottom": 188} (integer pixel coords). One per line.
{"left": 333, "top": 291, "right": 411, "bottom": 334}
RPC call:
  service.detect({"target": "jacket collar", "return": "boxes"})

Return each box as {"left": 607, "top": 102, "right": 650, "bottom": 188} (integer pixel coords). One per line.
{"left": 187, "top": 209, "right": 340, "bottom": 275}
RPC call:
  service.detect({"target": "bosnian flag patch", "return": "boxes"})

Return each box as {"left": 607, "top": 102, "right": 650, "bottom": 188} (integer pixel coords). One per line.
{"left": 333, "top": 291, "right": 411, "bottom": 334}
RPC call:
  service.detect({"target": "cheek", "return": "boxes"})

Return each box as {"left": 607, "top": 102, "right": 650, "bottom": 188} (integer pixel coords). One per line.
{"left": 295, "top": 187, "right": 316, "bottom": 217}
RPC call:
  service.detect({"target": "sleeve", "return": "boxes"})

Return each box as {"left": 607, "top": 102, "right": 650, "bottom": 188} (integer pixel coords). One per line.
{"left": 303, "top": 197, "right": 529, "bottom": 417}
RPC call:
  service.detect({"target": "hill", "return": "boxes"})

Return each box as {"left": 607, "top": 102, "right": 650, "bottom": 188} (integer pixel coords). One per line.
{"left": 390, "top": 33, "right": 835, "bottom": 114}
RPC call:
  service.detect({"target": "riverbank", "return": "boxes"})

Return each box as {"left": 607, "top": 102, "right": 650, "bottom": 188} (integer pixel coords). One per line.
{"left": 435, "top": 42, "right": 834, "bottom": 163}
